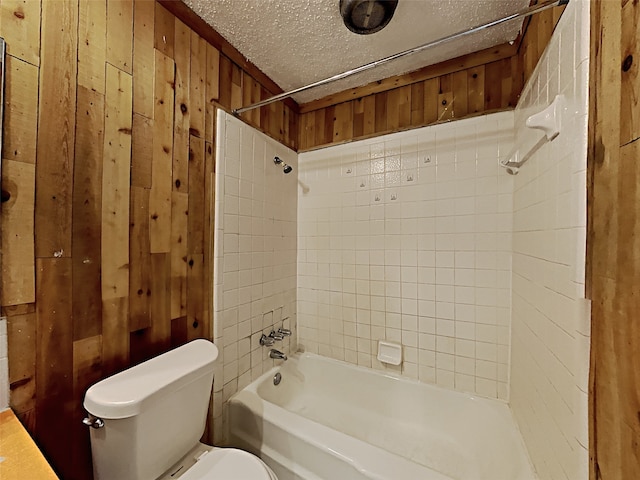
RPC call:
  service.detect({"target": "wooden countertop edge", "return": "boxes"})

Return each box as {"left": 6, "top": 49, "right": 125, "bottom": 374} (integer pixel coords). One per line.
{"left": 0, "top": 408, "right": 59, "bottom": 479}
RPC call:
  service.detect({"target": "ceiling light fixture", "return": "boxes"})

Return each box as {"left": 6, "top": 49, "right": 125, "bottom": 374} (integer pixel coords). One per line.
{"left": 340, "top": 0, "right": 399, "bottom": 35}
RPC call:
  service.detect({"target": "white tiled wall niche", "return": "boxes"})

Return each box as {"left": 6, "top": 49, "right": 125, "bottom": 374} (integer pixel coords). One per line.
{"left": 213, "top": 111, "right": 298, "bottom": 443}
{"left": 298, "top": 112, "right": 514, "bottom": 400}
{"left": 509, "top": 0, "right": 590, "bottom": 478}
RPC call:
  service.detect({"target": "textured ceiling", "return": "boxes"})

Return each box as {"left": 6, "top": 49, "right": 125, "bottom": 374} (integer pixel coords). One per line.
{"left": 182, "top": 0, "right": 530, "bottom": 104}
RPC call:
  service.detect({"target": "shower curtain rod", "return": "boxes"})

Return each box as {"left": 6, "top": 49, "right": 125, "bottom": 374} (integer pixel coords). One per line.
{"left": 232, "top": 0, "right": 568, "bottom": 116}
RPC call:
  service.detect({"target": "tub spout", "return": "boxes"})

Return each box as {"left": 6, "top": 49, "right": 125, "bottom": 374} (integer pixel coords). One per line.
{"left": 269, "top": 349, "right": 287, "bottom": 361}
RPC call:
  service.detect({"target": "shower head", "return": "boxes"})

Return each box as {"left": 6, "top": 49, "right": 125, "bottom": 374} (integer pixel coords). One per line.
{"left": 274, "top": 156, "right": 293, "bottom": 174}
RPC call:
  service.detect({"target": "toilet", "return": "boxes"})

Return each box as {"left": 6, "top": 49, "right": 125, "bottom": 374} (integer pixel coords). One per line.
{"left": 83, "top": 339, "right": 277, "bottom": 480}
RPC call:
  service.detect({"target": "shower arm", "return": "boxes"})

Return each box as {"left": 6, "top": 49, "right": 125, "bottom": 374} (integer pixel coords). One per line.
{"left": 232, "top": 0, "right": 568, "bottom": 116}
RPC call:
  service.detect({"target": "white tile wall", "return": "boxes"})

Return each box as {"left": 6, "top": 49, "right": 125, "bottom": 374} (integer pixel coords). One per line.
{"left": 509, "top": 0, "right": 590, "bottom": 478}
{"left": 298, "top": 111, "right": 514, "bottom": 399}
{"left": 213, "top": 111, "right": 298, "bottom": 443}
{"left": 0, "top": 317, "right": 8, "bottom": 410}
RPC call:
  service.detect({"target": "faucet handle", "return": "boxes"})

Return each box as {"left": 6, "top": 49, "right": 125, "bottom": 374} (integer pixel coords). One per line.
{"left": 260, "top": 333, "right": 275, "bottom": 347}
{"left": 277, "top": 327, "right": 292, "bottom": 336}
{"left": 269, "top": 330, "right": 285, "bottom": 341}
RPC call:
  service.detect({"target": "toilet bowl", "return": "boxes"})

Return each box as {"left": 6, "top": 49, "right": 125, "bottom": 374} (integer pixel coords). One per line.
{"left": 83, "top": 339, "right": 277, "bottom": 480}
{"left": 166, "top": 446, "right": 277, "bottom": 480}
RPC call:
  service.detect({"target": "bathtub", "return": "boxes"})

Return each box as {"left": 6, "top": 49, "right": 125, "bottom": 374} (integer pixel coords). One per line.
{"left": 229, "top": 353, "right": 536, "bottom": 480}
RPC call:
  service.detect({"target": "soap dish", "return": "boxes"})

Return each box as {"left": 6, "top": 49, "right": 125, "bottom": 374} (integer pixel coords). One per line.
{"left": 377, "top": 341, "right": 402, "bottom": 365}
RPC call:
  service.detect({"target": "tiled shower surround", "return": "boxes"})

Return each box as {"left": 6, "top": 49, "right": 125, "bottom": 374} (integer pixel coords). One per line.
{"left": 214, "top": 4, "right": 590, "bottom": 474}
{"left": 298, "top": 112, "right": 514, "bottom": 399}
{"left": 510, "top": 0, "right": 590, "bottom": 478}
{"left": 213, "top": 111, "right": 298, "bottom": 442}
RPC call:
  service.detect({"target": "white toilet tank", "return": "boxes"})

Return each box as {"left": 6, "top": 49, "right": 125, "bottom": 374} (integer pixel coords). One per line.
{"left": 84, "top": 339, "right": 219, "bottom": 480}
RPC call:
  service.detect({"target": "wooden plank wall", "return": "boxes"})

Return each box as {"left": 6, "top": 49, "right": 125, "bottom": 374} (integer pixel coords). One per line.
{"left": 588, "top": 0, "right": 640, "bottom": 478}
{"left": 298, "top": 49, "right": 520, "bottom": 151}
{"left": 297, "top": 5, "right": 565, "bottom": 151}
{"left": 517, "top": 3, "right": 566, "bottom": 87}
{"left": 0, "top": 1, "right": 296, "bottom": 479}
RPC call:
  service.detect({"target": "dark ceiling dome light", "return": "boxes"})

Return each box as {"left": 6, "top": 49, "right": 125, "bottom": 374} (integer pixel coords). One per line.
{"left": 340, "top": 0, "right": 399, "bottom": 35}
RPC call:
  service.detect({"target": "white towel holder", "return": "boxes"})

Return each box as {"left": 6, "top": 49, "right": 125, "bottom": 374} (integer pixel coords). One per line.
{"left": 501, "top": 94, "right": 565, "bottom": 175}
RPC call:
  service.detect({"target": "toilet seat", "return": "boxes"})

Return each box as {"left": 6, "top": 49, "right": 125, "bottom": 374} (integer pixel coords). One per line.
{"left": 178, "top": 448, "right": 277, "bottom": 480}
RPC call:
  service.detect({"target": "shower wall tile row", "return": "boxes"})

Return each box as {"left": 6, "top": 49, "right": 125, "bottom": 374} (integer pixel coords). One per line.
{"left": 297, "top": 111, "right": 514, "bottom": 400}
{"left": 213, "top": 111, "right": 298, "bottom": 444}
{"left": 509, "top": 0, "right": 590, "bottom": 478}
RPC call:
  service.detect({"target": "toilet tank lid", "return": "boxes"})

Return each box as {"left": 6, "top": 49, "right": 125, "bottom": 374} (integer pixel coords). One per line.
{"left": 83, "top": 339, "right": 219, "bottom": 419}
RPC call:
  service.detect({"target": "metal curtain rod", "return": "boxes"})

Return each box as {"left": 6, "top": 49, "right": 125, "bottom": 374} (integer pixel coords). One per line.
{"left": 233, "top": 0, "right": 568, "bottom": 115}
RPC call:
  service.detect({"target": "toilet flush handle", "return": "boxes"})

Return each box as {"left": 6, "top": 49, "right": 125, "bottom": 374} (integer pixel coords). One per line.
{"left": 82, "top": 414, "right": 105, "bottom": 429}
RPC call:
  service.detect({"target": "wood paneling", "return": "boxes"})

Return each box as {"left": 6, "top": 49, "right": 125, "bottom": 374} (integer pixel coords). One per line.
{"left": 153, "top": 2, "right": 174, "bottom": 58}
{"left": 149, "top": 252, "right": 171, "bottom": 351}
{"left": 205, "top": 44, "right": 220, "bottom": 139}
{"left": 72, "top": 87, "right": 104, "bottom": 341}
{"left": 170, "top": 191, "right": 188, "bottom": 320}
{"left": 589, "top": 1, "right": 640, "bottom": 478}
{"left": 101, "top": 64, "right": 132, "bottom": 300}
{"left": 620, "top": 0, "right": 639, "bottom": 146}
{"left": 78, "top": 0, "right": 106, "bottom": 93}
{"left": 0, "top": 1, "right": 296, "bottom": 478}
{"left": 203, "top": 140, "right": 215, "bottom": 335}
{"left": 299, "top": 43, "right": 517, "bottom": 113}
{"left": 189, "top": 31, "right": 206, "bottom": 138}
{"left": 129, "top": 186, "right": 152, "bottom": 331}
{"left": 7, "top": 312, "right": 36, "bottom": 415}
{"left": 1, "top": 160, "right": 35, "bottom": 306}
{"left": 298, "top": 57, "right": 519, "bottom": 150}
{"left": 132, "top": 0, "right": 154, "bottom": 117}
{"left": 188, "top": 135, "right": 205, "bottom": 255}
{"left": 218, "top": 54, "right": 232, "bottom": 113}
{"left": 131, "top": 113, "right": 153, "bottom": 188}
{"left": 230, "top": 63, "right": 243, "bottom": 112}
{"left": 0, "top": 0, "right": 41, "bottom": 66}
{"left": 423, "top": 78, "right": 440, "bottom": 125}
{"left": 71, "top": 335, "right": 102, "bottom": 476}
{"left": 3, "top": 55, "right": 38, "bottom": 164}
{"left": 467, "top": 66, "right": 485, "bottom": 114}
{"left": 106, "top": 0, "right": 133, "bottom": 74}
{"left": 517, "top": 4, "right": 566, "bottom": 89}
{"left": 149, "top": 49, "right": 175, "bottom": 253}
{"left": 34, "top": 0, "right": 78, "bottom": 258}
{"left": 35, "top": 257, "right": 74, "bottom": 474}
{"left": 173, "top": 18, "right": 190, "bottom": 194}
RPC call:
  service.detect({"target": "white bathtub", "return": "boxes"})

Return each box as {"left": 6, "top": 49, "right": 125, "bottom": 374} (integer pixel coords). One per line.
{"left": 229, "top": 353, "right": 536, "bottom": 480}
